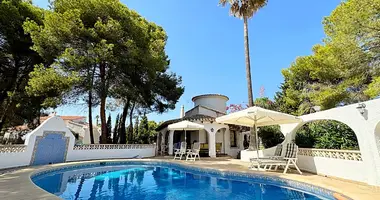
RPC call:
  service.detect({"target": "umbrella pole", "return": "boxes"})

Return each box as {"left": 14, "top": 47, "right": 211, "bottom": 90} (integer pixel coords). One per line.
{"left": 254, "top": 124, "right": 259, "bottom": 159}
{"left": 184, "top": 129, "right": 187, "bottom": 144}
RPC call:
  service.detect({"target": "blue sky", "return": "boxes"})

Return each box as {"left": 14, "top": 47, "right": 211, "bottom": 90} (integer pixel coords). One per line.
{"left": 33, "top": 0, "right": 341, "bottom": 123}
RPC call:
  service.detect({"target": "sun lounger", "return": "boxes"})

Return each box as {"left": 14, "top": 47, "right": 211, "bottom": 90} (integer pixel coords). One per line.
{"left": 250, "top": 143, "right": 302, "bottom": 174}
{"left": 249, "top": 144, "right": 283, "bottom": 163}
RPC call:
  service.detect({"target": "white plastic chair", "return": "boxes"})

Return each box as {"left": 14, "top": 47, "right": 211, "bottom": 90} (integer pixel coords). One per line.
{"left": 174, "top": 142, "right": 186, "bottom": 160}
{"left": 186, "top": 142, "right": 200, "bottom": 161}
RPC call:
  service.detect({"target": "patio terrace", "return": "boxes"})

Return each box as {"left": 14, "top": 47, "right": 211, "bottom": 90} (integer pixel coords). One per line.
{"left": 1, "top": 158, "right": 379, "bottom": 200}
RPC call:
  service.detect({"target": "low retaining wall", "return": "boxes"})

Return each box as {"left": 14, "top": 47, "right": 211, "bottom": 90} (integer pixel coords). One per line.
{"left": 67, "top": 144, "right": 156, "bottom": 161}
{"left": 0, "top": 144, "right": 156, "bottom": 169}
{"left": 240, "top": 147, "right": 365, "bottom": 184}
{"left": 297, "top": 148, "right": 365, "bottom": 183}
{"left": 0, "top": 116, "right": 156, "bottom": 170}
{"left": 0, "top": 145, "right": 31, "bottom": 169}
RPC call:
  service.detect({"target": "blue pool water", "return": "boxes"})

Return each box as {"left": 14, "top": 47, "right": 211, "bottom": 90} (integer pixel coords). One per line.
{"left": 32, "top": 164, "right": 330, "bottom": 200}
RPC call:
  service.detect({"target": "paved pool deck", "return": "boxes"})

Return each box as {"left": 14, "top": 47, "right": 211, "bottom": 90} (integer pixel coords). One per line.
{"left": 0, "top": 157, "right": 379, "bottom": 200}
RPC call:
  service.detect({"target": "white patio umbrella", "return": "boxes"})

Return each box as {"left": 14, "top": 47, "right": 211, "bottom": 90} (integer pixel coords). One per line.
{"left": 216, "top": 106, "right": 302, "bottom": 158}
{"left": 168, "top": 120, "right": 204, "bottom": 143}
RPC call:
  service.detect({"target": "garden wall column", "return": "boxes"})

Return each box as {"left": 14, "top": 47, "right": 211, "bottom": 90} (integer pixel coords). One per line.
{"left": 156, "top": 132, "right": 161, "bottom": 154}
{"left": 207, "top": 129, "right": 216, "bottom": 158}
{"left": 168, "top": 130, "right": 174, "bottom": 155}
{"left": 239, "top": 132, "right": 245, "bottom": 150}
{"left": 224, "top": 128, "right": 231, "bottom": 155}
{"left": 160, "top": 131, "right": 166, "bottom": 155}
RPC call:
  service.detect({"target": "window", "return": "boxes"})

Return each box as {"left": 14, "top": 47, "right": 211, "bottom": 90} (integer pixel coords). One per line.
{"left": 230, "top": 131, "right": 237, "bottom": 147}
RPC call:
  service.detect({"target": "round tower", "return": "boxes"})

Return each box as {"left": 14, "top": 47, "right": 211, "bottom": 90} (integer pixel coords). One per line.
{"left": 192, "top": 94, "right": 229, "bottom": 114}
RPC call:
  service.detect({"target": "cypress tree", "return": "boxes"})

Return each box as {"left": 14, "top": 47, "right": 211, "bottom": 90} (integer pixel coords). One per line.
{"left": 106, "top": 113, "right": 112, "bottom": 143}
{"left": 113, "top": 114, "right": 120, "bottom": 144}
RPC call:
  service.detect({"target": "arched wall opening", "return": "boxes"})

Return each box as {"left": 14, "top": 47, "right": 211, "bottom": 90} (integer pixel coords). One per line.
{"left": 293, "top": 119, "right": 359, "bottom": 150}
{"left": 287, "top": 119, "right": 365, "bottom": 183}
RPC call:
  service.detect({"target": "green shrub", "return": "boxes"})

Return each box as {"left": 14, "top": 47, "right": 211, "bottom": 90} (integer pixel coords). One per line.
{"left": 295, "top": 120, "right": 359, "bottom": 150}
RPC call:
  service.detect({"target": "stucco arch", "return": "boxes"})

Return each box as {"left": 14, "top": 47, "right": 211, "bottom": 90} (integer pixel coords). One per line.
{"left": 203, "top": 123, "right": 228, "bottom": 158}
{"left": 284, "top": 119, "right": 359, "bottom": 148}
{"left": 280, "top": 99, "right": 380, "bottom": 186}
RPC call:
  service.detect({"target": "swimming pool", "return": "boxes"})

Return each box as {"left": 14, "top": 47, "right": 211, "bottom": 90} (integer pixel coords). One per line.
{"left": 31, "top": 161, "right": 348, "bottom": 200}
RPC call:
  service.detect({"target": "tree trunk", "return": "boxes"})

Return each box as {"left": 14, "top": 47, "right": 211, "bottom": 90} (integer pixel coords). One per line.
{"left": 244, "top": 17, "right": 257, "bottom": 151}
{"left": 99, "top": 63, "right": 107, "bottom": 144}
{"left": 88, "top": 90, "right": 94, "bottom": 144}
{"left": 119, "top": 99, "right": 130, "bottom": 144}
{"left": 128, "top": 102, "right": 135, "bottom": 143}
{"left": 0, "top": 61, "right": 20, "bottom": 105}
{"left": 244, "top": 17, "right": 254, "bottom": 107}
{"left": 88, "top": 65, "right": 96, "bottom": 144}
{"left": 0, "top": 115, "right": 6, "bottom": 131}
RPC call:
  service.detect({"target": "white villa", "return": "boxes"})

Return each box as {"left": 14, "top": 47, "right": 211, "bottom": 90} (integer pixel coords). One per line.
{"left": 2, "top": 93, "right": 380, "bottom": 189}
{"left": 156, "top": 94, "right": 249, "bottom": 158}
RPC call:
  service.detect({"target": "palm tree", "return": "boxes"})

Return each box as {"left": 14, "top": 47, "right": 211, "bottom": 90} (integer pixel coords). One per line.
{"left": 220, "top": 0, "right": 268, "bottom": 150}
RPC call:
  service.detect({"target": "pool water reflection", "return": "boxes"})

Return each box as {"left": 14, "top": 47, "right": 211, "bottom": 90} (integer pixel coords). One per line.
{"left": 32, "top": 165, "right": 327, "bottom": 200}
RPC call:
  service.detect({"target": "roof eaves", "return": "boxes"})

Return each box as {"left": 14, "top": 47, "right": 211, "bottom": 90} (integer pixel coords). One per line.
{"left": 155, "top": 114, "right": 215, "bottom": 131}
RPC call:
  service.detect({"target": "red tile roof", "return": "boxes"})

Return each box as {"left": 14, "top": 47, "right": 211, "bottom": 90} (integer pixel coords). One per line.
{"left": 40, "top": 116, "right": 85, "bottom": 122}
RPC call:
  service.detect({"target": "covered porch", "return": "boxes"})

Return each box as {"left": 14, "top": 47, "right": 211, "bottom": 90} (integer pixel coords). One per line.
{"left": 156, "top": 115, "right": 236, "bottom": 158}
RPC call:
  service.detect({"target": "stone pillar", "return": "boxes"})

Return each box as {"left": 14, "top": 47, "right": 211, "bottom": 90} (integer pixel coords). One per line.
{"left": 161, "top": 131, "right": 165, "bottom": 145}
{"left": 239, "top": 132, "right": 245, "bottom": 150}
{"left": 224, "top": 128, "right": 231, "bottom": 155}
{"left": 207, "top": 129, "right": 216, "bottom": 158}
{"left": 168, "top": 130, "right": 174, "bottom": 155}
{"left": 156, "top": 132, "right": 161, "bottom": 155}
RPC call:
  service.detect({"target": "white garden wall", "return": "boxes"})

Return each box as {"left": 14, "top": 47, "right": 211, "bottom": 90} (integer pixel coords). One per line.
{"left": 280, "top": 99, "right": 380, "bottom": 186}
{"left": 66, "top": 144, "right": 156, "bottom": 162}
{"left": 0, "top": 146, "right": 30, "bottom": 169}
{"left": 0, "top": 116, "right": 72, "bottom": 169}
{"left": 0, "top": 116, "right": 156, "bottom": 170}
{"left": 297, "top": 156, "right": 365, "bottom": 183}
{"left": 297, "top": 148, "right": 365, "bottom": 183}
{"left": 240, "top": 147, "right": 365, "bottom": 184}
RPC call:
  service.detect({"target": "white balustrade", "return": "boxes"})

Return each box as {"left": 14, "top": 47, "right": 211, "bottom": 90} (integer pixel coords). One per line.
{"left": 298, "top": 148, "right": 362, "bottom": 161}
{"left": 0, "top": 145, "right": 27, "bottom": 153}
{"left": 73, "top": 144, "right": 155, "bottom": 150}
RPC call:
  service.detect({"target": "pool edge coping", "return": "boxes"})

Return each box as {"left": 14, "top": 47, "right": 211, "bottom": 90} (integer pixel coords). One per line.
{"left": 28, "top": 159, "right": 352, "bottom": 200}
